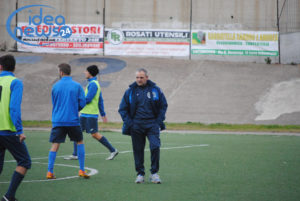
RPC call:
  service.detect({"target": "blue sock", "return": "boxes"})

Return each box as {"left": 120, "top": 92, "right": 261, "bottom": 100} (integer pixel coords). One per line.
{"left": 48, "top": 151, "right": 57, "bottom": 173}
{"left": 5, "top": 171, "right": 24, "bottom": 199}
{"left": 99, "top": 136, "right": 115, "bottom": 152}
{"left": 77, "top": 144, "right": 85, "bottom": 171}
{"left": 73, "top": 142, "right": 77, "bottom": 156}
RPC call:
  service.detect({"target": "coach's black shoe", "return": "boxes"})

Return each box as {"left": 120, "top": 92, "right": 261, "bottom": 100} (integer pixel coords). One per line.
{"left": 1, "top": 195, "right": 18, "bottom": 201}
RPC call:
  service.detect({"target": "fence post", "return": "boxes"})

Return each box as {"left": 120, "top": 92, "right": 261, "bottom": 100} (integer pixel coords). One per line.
{"left": 103, "top": 0, "right": 106, "bottom": 56}
{"left": 277, "top": 0, "right": 281, "bottom": 64}
{"left": 189, "top": 0, "right": 193, "bottom": 60}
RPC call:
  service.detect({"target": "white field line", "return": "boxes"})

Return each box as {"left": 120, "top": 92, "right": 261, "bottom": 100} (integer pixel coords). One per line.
{"left": 1, "top": 144, "right": 209, "bottom": 183}
{"left": 24, "top": 128, "right": 300, "bottom": 136}
{"left": 160, "top": 144, "right": 209, "bottom": 150}
{"left": 108, "top": 129, "right": 300, "bottom": 136}
{"left": 0, "top": 162, "right": 98, "bottom": 184}
{"left": 3, "top": 144, "right": 209, "bottom": 163}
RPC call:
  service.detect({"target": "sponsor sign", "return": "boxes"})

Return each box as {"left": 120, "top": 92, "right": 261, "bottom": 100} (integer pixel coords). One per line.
{"left": 105, "top": 29, "right": 190, "bottom": 56}
{"left": 191, "top": 30, "right": 278, "bottom": 56}
{"left": 17, "top": 23, "right": 104, "bottom": 54}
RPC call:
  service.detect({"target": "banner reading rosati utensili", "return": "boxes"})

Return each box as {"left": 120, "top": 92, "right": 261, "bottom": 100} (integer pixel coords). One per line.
{"left": 17, "top": 23, "right": 104, "bottom": 54}
{"left": 105, "top": 29, "right": 190, "bottom": 57}
{"left": 191, "top": 30, "right": 278, "bottom": 57}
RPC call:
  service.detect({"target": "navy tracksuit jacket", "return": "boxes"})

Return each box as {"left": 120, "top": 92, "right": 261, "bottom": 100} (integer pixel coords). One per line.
{"left": 119, "top": 80, "right": 168, "bottom": 175}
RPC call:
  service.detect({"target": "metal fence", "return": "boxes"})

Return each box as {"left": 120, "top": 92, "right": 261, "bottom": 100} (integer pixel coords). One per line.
{"left": 278, "top": 0, "right": 300, "bottom": 34}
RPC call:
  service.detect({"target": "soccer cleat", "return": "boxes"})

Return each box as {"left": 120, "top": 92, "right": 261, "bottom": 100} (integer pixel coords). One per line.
{"left": 78, "top": 170, "right": 90, "bottom": 179}
{"left": 1, "top": 196, "right": 18, "bottom": 201}
{"left": 46, "top": 172, "right": 56, "bottom": 179}
{"left": 135, "top": 174, "right": 144, "bottom": 183}
{"left": 63, "top": 155, "right": 78, "bottom": 160}
{"left": 106, "top": 150, "right": 119, "bottom": 160}
{"left": 149, "top": 173, "right": 161, "bottom": 184}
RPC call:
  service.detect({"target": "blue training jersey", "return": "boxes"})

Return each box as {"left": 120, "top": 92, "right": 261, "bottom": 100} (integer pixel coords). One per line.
{"left": 51, "top": 76, "right": 86, "bottom": 127}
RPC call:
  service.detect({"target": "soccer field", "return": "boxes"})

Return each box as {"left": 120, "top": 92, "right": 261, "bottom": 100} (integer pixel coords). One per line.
{"left": 1, "top": 131, "right": 300, "bottom": 201}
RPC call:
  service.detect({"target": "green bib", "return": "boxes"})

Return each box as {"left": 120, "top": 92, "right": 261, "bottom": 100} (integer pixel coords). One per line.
{"left": 81, "top": 80, "right": 101, "bottom": 115}
{"left": 0, "top": 76, "right": 17, "bottom": 132}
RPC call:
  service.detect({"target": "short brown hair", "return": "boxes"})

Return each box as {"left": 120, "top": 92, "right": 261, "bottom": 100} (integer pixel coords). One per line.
{"left": 58, "top": 63, "right": 71, "bottom": 75}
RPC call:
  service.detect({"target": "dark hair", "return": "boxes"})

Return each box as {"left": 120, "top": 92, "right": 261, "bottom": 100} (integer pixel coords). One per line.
{"left": 0, "top": 54, "right": 16, "bottom": 72}
{"left": 86, "top": 65, "right": 99, "bottom": 77}
{"left": 58, "top": 63, "right": 71, "bottom": 75}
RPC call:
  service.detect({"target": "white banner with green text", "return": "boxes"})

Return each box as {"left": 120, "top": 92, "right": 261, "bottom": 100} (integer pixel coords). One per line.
{"left": 191, "top": 30, "right": 278, "bottom": 57}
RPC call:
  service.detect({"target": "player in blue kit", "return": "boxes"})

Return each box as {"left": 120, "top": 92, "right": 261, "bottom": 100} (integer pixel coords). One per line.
{"left": 0, "top": 54, "right": 31, "bottom": 201}
{"left": 46, "top": 63, "right": 89, "bottom": 179}
{"left": 64, "top": 65, "right": 118, "bottom": 161}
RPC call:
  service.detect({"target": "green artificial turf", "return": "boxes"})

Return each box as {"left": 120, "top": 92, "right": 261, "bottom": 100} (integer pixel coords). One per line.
{"left": 1, "top": 131, "right": 300, "bottom": 201}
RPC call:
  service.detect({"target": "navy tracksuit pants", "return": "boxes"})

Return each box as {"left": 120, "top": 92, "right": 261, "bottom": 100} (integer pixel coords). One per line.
{"left": 131, "top": 122, "right": 160, "bottom": 176}
{"left": 0, "top": 135, "right": 31, "bottom": 174}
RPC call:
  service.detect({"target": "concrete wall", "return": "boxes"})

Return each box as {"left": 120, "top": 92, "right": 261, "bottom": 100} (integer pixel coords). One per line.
{"left": 0, "top": 0, "right": 298, "bottom": 64}
{"left": 280, "top": 32, "right": 300, "bottom": 64}
{"left": 278, "top": 0, "right": 300, "bottom": 64}
{"left": 278, "top": 0, "right": 300, "bottom": 33}
{"left": 17, "top": 0, "right": 104, "bottom": 24}
{"left": 0, "top": 0, "right": 17, "bottom": 51}
{"left": 106, "top": 0, "right": 278, "bottom": 30}
{"left": 106, "top": 0, "right": 190, "bottom": 29}
{"left": 192, "top": 0, "right": 277, "bottom": 31}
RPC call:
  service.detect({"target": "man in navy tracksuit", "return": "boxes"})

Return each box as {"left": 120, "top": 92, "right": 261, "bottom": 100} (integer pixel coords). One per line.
{"left": 0, "top": 54, "right": 31, "bottom": 201}
{"left": 119, "top": 68, "right": 168, "bottom": 184}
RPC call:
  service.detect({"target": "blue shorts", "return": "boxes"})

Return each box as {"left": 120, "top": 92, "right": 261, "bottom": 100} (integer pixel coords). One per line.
{"left": 0, "top": 135, "right": 32, "bottom": 172}
{"left": 50, "top": 126, "right": 83, "bottom": 143}
{"left": 80, "top": 116, "right": 98, "bottom": 134}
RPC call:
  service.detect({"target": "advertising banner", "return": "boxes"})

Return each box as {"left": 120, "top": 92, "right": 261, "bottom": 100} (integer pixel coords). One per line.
{"left": 191, "top": 30, "right": 278, "bottom": 56}
{"left": 105, "top": 29, "right": 190, "bottom": 56}
{"left": 17, "top": 23, "right": 104, "bottom": 54}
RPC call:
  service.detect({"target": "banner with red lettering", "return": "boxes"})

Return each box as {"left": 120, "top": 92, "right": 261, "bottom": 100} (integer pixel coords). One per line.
{"left": 17, "top": 23, "right": 104, "bottom": 54}
{"left": 104, "top": 28, "right": 190, "bottom": 57}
